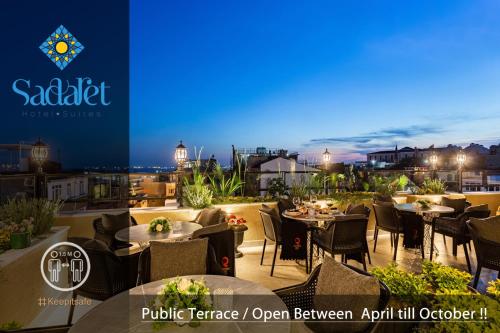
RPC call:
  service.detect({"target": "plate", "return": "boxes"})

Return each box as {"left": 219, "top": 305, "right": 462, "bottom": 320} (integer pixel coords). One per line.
{"left": 285, "top": 210, "right": 302, "bottom": 217}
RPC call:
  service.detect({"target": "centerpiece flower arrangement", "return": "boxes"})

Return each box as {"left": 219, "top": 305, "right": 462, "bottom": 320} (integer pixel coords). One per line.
{"left": 148, "top": 217, "right": 171, "bottom": 233}
{"left": 151, "top": 277, "right": 212, "bottom": 330}
{"left": 413, "top": 199, "right": 432, "bottom": 210}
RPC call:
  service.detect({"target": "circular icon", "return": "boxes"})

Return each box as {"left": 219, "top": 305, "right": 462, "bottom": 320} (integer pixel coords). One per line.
{"left": 40, "top": 241, "right": 91, "bottom": 292}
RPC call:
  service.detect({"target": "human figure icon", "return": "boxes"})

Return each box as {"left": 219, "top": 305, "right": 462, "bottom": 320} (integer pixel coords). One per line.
{"left": 48, "top": 251, "right": 61, "bottom": 283}
{"left": 70, "top": 251, "right": 83, "bottom": 283}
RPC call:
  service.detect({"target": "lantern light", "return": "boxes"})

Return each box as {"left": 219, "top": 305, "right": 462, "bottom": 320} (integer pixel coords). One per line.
{"left": 175, "top": 140, "right": 188, "bottom": 167}
{"left": 322, "top": 148, "right": 331, "bottom": 164}
{"left": 429, "top": 151, "right": 438, "bottom": 169}
{"left": 32, "top": 138, "right": 49, "bottom": 171}
{"left": 456, "top": 149, "right": 466, "bottom": 168}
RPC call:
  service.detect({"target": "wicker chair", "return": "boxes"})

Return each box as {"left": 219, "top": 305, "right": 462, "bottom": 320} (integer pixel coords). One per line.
{"left": 311, "top": 215, "right": 369, "bottom": 271}
{"left": 92, "top": 214, "right": 137, "bottom": 250}
{"left": 258, "top": 209, "right": 282, "bottom": 276}
{"left": 431, "top": 206, "right": 491, "bottom": 272}
{"left": 373, "top": 203, "right": 404, "bottom": 260}
{"left": 192, "top": 208, "right": 226, "bottom": 227}
{"left": 274, "top": 263, "right": 390, "bottom": 333}
{"left": 68, "top": 239, "right": 137, "bottom": 325}
{"left": 467, "top": 218, "right": 500, "bottom": 288}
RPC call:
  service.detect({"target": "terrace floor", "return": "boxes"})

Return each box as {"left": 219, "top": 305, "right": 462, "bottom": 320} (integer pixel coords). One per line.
{"left": 238, "top": 230, "right": 498, "bottom": 292}
{"left": 32, "top": 230, "right": 498, "bottom": 328}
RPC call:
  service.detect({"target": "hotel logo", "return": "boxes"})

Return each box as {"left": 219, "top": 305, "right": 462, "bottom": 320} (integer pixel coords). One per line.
{"left": 39, "top": 25, "right": 84, "bottom": 70}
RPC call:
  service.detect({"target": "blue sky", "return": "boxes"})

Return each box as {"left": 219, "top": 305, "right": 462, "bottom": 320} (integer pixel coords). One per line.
{"left": 131, "top": 0, "right": 500, "bottom": 166}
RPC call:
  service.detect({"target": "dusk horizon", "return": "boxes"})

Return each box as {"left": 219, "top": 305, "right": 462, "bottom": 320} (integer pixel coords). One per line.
{"left": 131, "top": 0, "right": 500, "bottom": 167}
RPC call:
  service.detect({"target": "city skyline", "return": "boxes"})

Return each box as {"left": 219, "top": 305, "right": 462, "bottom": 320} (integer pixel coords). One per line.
{"left": 130, "top": 0, "right": 500, "bottom": 167}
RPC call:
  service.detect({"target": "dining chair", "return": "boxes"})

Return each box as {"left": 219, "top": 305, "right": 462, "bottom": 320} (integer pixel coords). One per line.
{"left": 191, "top": 221, "right": 229, "bottom": 239}
{"left": 431, "top": 205, "right": 490, "bottom": 272}
{"left": 92, "top": 212, "right": 137, "bottom": 250}
{"left": 139, "top": 238, "right": 208, "bottom": 283}
{"left": 199, "top": 229, "right": 236, "bottom": 277}
{"left": 274, "top": 259, "right": 390, "bottom": 333}
{"left": 258, "top": 208, "right": 282, "bottom": 276}
{"left": 311, "top": 215, "right": 369, "bottom": 271}
{"left": 67, "top": 239, "right": 136, "bottom": 325}
{"left": 373, "top": 203, "right": 404, "bottom": 261}
{"left": 466, "top": 216, "right": 500, "bottom": 288}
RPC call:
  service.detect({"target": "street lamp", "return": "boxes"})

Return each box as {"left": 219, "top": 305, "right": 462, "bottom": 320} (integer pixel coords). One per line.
{"left": 429, "top": 151, "right": 438, "bottom": 179}
{"left": 174, "top": 141, "right": 188, "bottom": 207}
{"left": 322, "top": 148, "right": 331, "bottom": 165}
{"left": 31, "top": 138, "right": 49, "bottom": 198}
{"left": 32, "top": 138, "right": 49, "bottom": 173}
{"left": 456, "top": 149, "right": 466, "bottom": 193}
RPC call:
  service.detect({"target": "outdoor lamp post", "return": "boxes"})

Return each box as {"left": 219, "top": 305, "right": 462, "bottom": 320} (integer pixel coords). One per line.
{"left": 429, "top": 151, "right": 438, "bottom": 179}
{"left": 456, "top": 149, "right": 466, "bottom": 193}
{"left": 32, "top": 138, "right": 49, "bottom": 198}
{"left": 174, "top": 141, "right": 188, "bottom": 207}
{"left": 322, "top": 148, "right": 331, "bottom": 194}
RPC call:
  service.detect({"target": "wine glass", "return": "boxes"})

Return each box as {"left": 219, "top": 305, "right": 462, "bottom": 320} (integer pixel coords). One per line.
{"left": 310, "top": 194, "right": 318, "bottom": 204}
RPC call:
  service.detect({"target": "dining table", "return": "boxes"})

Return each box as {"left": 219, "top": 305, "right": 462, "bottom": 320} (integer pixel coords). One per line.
{"left": 394, "top": 203, "right": 454, "bottom": 255}
{"left": 115, "top": 222, "right": 202, "bottom": 248}
{"left": 69, "top": 275, "right": 291, "bottom": 333}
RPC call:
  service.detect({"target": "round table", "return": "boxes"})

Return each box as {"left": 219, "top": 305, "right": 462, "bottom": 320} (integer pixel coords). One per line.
{"left": 394, "top": 203, "right": 454, "bottom": 215}
{"left": 115, "top": 222, "right": 202, "bottom": 247}
{"left": 394, "top": 203, "right": 454, "bottom": 257}
{"left": 69, "top": 275, "right": 290, "bottom": 333}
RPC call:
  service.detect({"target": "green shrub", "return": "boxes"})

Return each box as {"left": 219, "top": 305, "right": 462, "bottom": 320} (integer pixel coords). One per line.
{"left": 371, "top": 263, "right": 430, "bottom": 306}
{"left": 0, "top": 198, "right": 62, "bottom": 236}
{"left": 183, "top": 160, "right": 213, "bottom": 209}
{"left": 487, "top": 280, "right": 500, "bottom": 300}
{"left": 422, "top": 260, "right": 472, "bottom": 294}
{"left": 266, "top": 177, "right": 286, "bottom": 198}
{"left": 208, "top": 164, "right": 243, "bottom": 199}
{"left": 416, "top": 178, "right": 447, "bottom": 195}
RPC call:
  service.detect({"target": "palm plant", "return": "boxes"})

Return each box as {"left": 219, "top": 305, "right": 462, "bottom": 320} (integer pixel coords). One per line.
{"left": 416, "top": 178, "right": 447, "bottom": 195}
{"left": 182, "top": 150, "right": 213, "bottom": 209}
{"left": 208, "top": 164, "right": 244, "bottom": 199}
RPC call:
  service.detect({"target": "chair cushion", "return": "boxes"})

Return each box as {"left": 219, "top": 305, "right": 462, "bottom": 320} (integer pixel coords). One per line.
{"left": 196, "top": 208, "right": 222, "bottom": 227}
{"left": 307, "top": 256, "right": 380, "bottom": 333}
{"left": 465, "top": 204, "right": 489, "bottom": 212}
{"left": 191, "top": 222, "right": 229, "bottom": 239}
{"left": 149, "top": 238, "right": 208, "bottom": 281}
{"left": 441, "top": 197, "right": 467, "bottom": 215}
{"left": 469, "top": 215, "right": 500, "bottom": 243}
{"left": 346, "top": 203, "right": 365, "bottom": 215}
{"left": 101, "top": 212, "right": 132, "bottom": 234}
{"left": 82, "top": 238, "right": 113, "bottom": 252}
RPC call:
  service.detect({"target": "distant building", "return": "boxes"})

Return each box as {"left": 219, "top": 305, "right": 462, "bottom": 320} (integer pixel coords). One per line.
{"left": 47, "top": 176, "right": 88, "bottom": 201}
{"left": 367, "top": 143, "right": 500, "bottom": 170}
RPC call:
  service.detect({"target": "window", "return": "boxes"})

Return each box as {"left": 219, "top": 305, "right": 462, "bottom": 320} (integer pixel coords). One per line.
{"left": 67, "top": 184, "right": 72, "bottom": 198}
{"left": 52, "top": 185, "right": 62, "bottom": 200}
{"left": 79, "top": 181, "right": 84, "bottom": 195}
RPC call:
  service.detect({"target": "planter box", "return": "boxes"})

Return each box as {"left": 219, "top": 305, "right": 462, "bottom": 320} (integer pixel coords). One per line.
{"left": 0, "top": 226, "right": 69, "bottom": 326}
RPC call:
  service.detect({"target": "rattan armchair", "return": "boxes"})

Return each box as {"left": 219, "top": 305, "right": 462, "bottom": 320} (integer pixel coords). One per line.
{"left": 373, "top": 203, "right": 404, "bottom": 261}
{"left": 431, "top": 207, "right": 490, "bottom": 272}
{"left": 311, "top": 215, "right": 369, "bottom": 271}
{"left": 467, "top": 218, "right": 500, "bottom": 288}
{"left": 274, "top": 263, "right": 390, "bottom": 333}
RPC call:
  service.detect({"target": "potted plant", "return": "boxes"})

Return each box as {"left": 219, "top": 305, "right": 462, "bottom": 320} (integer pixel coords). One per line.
{"left": 226, "top": 214, "right": 247, "bottom": 258}
{"left": 6, "top": 218, "right": 34, "bottom": 249}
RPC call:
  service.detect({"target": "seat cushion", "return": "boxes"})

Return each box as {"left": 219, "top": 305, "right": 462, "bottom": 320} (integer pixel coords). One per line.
{"left": 191, "top": 222, "right": 229, "bottom": 239}
{"left": 469, "top": 215, "right": 500, "bottom": 243}
{"left": 101, "top": 212, "right": 132, "bottom": 234}
{"left": 149, "top": 238, "right": 208, "bottom": 281}
{"left": 346, "top": 203, "right": 366, "bottom": 215}
{"left": 465, "top": 204, "right": 489, "bottom": 212}
{"left": 307, "top": 256, "right": 380, "bottom": 333}
{"left": 441, "top": 197, "right": 467, "bottom": 215}
{"left": 196, "top": 208, "right": 222, "bottom": 227}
